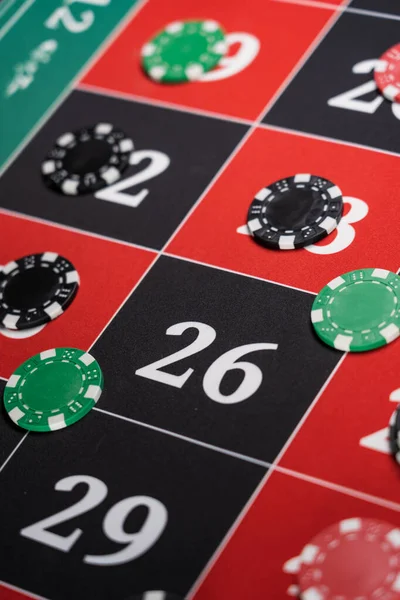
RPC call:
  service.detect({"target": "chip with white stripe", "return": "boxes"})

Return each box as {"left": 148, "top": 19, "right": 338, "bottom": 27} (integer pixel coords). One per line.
{"left": 298, "top": 518, "right": 400, "bottom": 600}
{"left": 246, "top": 174, "right": 343, "bottom": 250}
{"left": 374, "top": 43, "right": 400, "bottom": 103}
{"left": 389, "top": 407, "right": 400, "bottom": 466}
{"left": 41, "top": 123, "right": 133, "bottom": 195}
{"left": 3, "top": 348, "right": 103, "bottom": 432}
{"left": 141, "top": 20, "right": 227, "bottom": 83}
{"left": 311, "top": 268, "right": 400, "bottom": 352}
{"left": 0, "top": 253, "right": 79, "bottom": 330}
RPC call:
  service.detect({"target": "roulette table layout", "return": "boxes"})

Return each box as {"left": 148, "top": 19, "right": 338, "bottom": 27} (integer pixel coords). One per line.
{"left": 1, "top": 0, "right": 400, "bottom": 598}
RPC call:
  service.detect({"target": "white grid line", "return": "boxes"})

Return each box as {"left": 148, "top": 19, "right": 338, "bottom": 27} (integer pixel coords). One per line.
{"left": 274, "top": 465, "right": 400, "bottom": 513}
{"left": 94, "top": 407, "right": 271, "bottom": 468}
{"left": 78, "top": 82, "right": 254, "bottom": 127}
{"left": 273, "top": 0, "right": 400, "bottom": 22}
{"left": 0, "top": 0, "right": 18, "bottom": 21}
{"left": 88, "top": 252, "right": 160, "bottom": 353}
{"left": 0, "top": 0, "right": 35, "bottom": 41}
{"left": 260, "top": 122, "right": 400, "bottom": 159}
{"left": 0, "top": 206, "right": 157, "bottom": 255}
{"left": 0, "top": 432, "right": 28, "bottom": 474}
{"left": 163, "top": 252, "right": 317, "bottom": 296}
{"left": 94, "top": 405, "right": 400, "bottom": 514}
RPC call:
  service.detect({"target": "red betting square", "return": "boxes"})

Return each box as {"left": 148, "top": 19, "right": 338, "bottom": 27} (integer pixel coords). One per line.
{"left": 168, "top": 126, "right": 400, "bottom": 293}
{"left": 0, "top": 211, "right": 155, "bottom": 379}
{"left": 0, "top": 583, "right": 35, "bottom": 600}
{"left": 191, "top": 469, "right": 400, "bottom": 600}
{"left": 81, "top": 0, "right": 336, "bottom": 121}
{"left": 279, "top": 340, "right": 400, "bottom": 506}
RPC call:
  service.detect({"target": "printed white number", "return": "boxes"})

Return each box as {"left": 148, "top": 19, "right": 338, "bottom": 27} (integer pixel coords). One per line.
{"left": 45, "top": 7, "right": 94, "bottom": 32}
{"left": 200, "top": 33, "right": 260, "bottom": 82}
{"left": 136, "top": 321, "right": 277, "bottom": 403}
{"left": 20, "top": 475, "right": 167, "bottom": 565}
{"left": 328, "top": 59, "right": 400, "bottom": 119}
{"left": 237, "top": 197, "right": 368, "bottom": 255}
{"left": 45, "top": 0, "right": 110, "bottom": 33}
{"left": 305, "top": 197, "right": 368, "bottom": 255}
{"left": 135, "top": 322, "right": 216, "bottom": 388}
{"left": 359, "top": 388, "right": 400, "bottom": 454}
{"left": 20, "top": 475, "right": 108, "bottom": 552}
{"left": 203, "top": 343, "right": 278, "bottom": 404}
{"left": 84, "top": 497, "right": 168, "bottom": 566}
{"left": 95, "top": 150, "right": 170, "bottom": 208}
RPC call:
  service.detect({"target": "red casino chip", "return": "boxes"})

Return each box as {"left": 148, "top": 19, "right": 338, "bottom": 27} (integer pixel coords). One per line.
{"left": 374, "top": 44, "right": 400, "bottom": 103}
{"left": 297, "top": 518, "right": 400, "bottom": 599}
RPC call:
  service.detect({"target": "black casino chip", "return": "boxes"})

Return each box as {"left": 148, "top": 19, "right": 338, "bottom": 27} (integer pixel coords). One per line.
{"left": 389, "top": 407, "right": 400, "bottom": 464}
{"left": 247, "top": 174, "right": 343, "bottom": 250}
{"left": 41, "top": 123, "right": 133, "bottom": 195}
{"left": 0, "top": 252, "right": 79, "bottom": 330}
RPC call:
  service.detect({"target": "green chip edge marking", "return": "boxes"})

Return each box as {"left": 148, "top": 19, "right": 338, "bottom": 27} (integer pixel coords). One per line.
{"left": 311, "top": 268, "right": 400, "bottom": 352}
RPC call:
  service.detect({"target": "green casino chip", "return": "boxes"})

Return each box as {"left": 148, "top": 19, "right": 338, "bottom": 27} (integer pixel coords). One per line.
{"left": 4, "top": 348, "right": 103, "bottom": 432}
{"left": 311, "top": 268, "right": 400, "bottom": 352}
{"left": 141, "top": 19, "right": 227, "bottom": 83}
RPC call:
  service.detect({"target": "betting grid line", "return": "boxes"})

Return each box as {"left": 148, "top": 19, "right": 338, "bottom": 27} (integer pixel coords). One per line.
{"left": 163, "top": 252, "right": 317, "bottom": 296}
{"left": 0, "top": 0, "right": 18, "bottom": 21}
{"left": 93, "top": 407, "right": 271, "bottom": 469}
{"left": 78, "top": 82, "right": 254, "bottom": 127}
{"left": 0, "top": 0, "right": 392, "bottom": 598}
{"left": 273, "top": 0, "right": 400, "bottom": 22}
{"left": 275, "top": 465, "right": 400, "bottom": 513}
{"left": 93, "top": 405, "right": 400, "bottom": 515}
{"left": 0, "top": 207, "right": 316, "bottom": 303}
{"left": 0, "top": 431, "right": 28, "bottom": 474}
{"left": 274, "top": 0, "right": 346, "bottom": 10}
{"left": 0, "top": 206, "right": 158, "bottom": 255}
{"left": 260, "top": 122, "right": 400, "bottom": 159}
